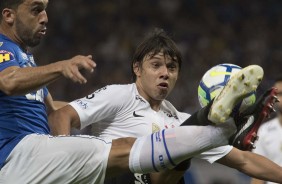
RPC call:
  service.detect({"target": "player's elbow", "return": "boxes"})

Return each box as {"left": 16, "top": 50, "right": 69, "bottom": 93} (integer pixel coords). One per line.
{"left": 0, "top": 78, "right": 19, "bottom": 95}
{"left": 0, "top": 69, "right": 24, "bottom": 96}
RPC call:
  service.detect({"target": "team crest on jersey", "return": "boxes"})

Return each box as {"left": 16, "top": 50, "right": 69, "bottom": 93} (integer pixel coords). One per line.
{"left": 152, "top": 123, "right": 160, "bottom": 133}
{"left": 0, "top": 42, "right": 3, "bottom": 47}
{"left": 0, "top": 50, "right": 14, "bottom": 63}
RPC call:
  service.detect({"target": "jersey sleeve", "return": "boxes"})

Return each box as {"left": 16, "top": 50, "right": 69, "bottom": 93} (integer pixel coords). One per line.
{"left": 194, "top": 145, "right": 233, "bottom": 163}
{"left": 69, "top": 85, "right": 128, "bottom": 129}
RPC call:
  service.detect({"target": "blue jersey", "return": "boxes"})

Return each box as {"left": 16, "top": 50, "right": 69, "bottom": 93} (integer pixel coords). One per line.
{"left": 0, "top": 34, "right": 49, "bottom": 169}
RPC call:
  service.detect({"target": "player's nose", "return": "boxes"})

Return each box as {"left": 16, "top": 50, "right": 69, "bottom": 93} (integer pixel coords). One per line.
{"left": 160, "top": 67, "right": 169, "bottom": 79}
{"left": 39, "top": 10, "right": 48, "bottom": 25}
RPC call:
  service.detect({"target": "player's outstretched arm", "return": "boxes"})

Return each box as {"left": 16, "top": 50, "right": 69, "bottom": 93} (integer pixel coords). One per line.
{"left": 217, "top": 147, "right": 282, "bottom": 183}
{"left": 0, "top": 55, "right": 96, "bottom": 96}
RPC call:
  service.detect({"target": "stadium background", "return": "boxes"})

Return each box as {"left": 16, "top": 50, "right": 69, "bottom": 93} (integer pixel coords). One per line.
{"left": 32, "top": 0, "right": 282, "bottom": 183}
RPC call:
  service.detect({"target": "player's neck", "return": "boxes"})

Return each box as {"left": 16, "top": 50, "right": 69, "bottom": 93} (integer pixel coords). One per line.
{"left": 149, "top": 100, "right": 162, "bottom": 112}
{"left": 135, "top": 83, "right": 162, "bottom": 111}
{"left": 0, "top": 28, "right": 28, "bottom": 52}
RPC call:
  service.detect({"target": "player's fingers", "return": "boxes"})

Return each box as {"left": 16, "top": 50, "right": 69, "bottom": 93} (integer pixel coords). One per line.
{"left": 72, "top": 67, "right": 87, "bottom": 84}
{"left": 80, "top": 56, "right": 96, "bottom": 73}
{"left": 65, "top": 70, "right": 79, "bottom": 83}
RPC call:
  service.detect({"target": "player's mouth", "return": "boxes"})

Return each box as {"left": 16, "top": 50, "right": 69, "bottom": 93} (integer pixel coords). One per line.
{"left": 38, "top": 28, "right": 47, "bottom": 36}
{"left": 158, "top": 82, "right": 169, "bottom": 89}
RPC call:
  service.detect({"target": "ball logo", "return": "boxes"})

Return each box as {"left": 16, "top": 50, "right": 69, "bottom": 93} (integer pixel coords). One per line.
{"left": 210, "top": 71, "right": 232, "bottom": 77}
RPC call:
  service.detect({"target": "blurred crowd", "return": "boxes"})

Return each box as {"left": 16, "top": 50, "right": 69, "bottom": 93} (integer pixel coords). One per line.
{"left": 32, "top": 1, "right": 281, "bottom": 183}
{"left": 33, "top": 0, "right": 282, "bottom": 113}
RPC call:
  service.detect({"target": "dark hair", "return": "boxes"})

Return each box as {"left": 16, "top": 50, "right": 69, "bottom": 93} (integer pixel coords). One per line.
{"left": 131, "top": 28, "right": 182, "bottom": 81}
{"left": 0, "top": 0, "right": 24, "bottom": 20}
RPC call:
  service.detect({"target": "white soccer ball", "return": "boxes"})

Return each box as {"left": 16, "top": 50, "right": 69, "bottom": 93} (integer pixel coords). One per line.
{"left": 198, "top": 63, "right": 256, "bottom": 112}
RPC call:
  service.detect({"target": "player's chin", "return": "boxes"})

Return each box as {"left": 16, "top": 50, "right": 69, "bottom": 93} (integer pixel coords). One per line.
{"left": 156, "top": 91, "right": 169, "bottom": 100}
{"left": 27, "top": 39, "right": 41, "bottom": 47}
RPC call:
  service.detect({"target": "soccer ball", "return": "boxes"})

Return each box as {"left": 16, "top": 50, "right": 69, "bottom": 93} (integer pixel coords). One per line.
{"left": 198, "top": 63, "right": 256, "bottom": 112}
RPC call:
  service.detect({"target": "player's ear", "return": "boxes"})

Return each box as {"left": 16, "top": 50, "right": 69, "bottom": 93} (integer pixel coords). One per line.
{"left": 2, "top": 8, "right": 16, "bottom": 24}
{"left": 133, "top": 61, "right": 141, "bottom": 76}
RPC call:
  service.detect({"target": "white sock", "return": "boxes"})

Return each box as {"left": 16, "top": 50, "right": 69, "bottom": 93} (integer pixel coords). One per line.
{"left": 129, "top": 120, "right": 235, "bottom": 173}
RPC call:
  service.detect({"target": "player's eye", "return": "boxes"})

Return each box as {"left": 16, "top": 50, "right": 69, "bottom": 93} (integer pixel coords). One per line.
{"left": 167, "top": 63, "right": 177, "bottom": 71}
{"left": 151, "top": 62, "right": 161, "bottom": 68}
{"left": 31, "top": 6, "right": 44, "bottom": 15}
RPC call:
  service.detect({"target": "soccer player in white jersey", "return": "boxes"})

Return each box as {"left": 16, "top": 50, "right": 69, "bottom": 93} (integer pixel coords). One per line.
{"left": 49, "top": 30, "right": 282, "bottom": 184}
{"left": 251, "top": 76, "right": 282, "bottom": 184}
{"left": 2, "top": 1, "right": 280, "bottom": 183}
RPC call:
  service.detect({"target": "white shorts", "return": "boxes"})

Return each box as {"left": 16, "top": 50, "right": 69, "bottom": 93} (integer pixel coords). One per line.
{"left": 0, "top": 134, "right": 112, "bottom": 184}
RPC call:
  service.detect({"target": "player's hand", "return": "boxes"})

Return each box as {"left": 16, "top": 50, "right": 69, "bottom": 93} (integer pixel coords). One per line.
{"left": 60, "top": 55, "right": 96, "bottom": 84}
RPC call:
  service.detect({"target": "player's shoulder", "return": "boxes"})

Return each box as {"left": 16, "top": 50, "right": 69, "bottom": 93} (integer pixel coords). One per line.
{"left": 0, "top": 35, "right": 25, "bottom": 63}
{"left": 91, "top": 84, "right": 137, "bottom": 104}
{"left": 0, "top": 34, "right": 20, "bottom": 53}
{"left": 102, "top": 83, "right": 136, "bottom": 96}
{"left": 106, "top": 83, "right": 134, "bottom": 90}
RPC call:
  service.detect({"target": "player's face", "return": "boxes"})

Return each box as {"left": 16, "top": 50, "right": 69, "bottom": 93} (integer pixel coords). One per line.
{"left": 14, "top": 0, "right": 48, "bottom": 47}
{"left": 134, "top": 52, "right": 179, "bottom": 108}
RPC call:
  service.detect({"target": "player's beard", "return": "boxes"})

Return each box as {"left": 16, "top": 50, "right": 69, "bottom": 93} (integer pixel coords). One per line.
{"left": 14, "top": 18, "right": 41, "bottom": 48}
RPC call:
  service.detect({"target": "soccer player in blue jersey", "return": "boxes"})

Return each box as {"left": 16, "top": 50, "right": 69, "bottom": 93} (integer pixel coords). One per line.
{"left": 1, "top": 0, "right": 282, "bottom": 183}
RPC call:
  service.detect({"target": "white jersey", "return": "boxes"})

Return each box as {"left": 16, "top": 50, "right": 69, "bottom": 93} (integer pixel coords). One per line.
{"left": 70, "top": 83, "right": 232, "bottom": 163}
{"left": 252, "top": 117, "right": 282, "bottom": 184}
